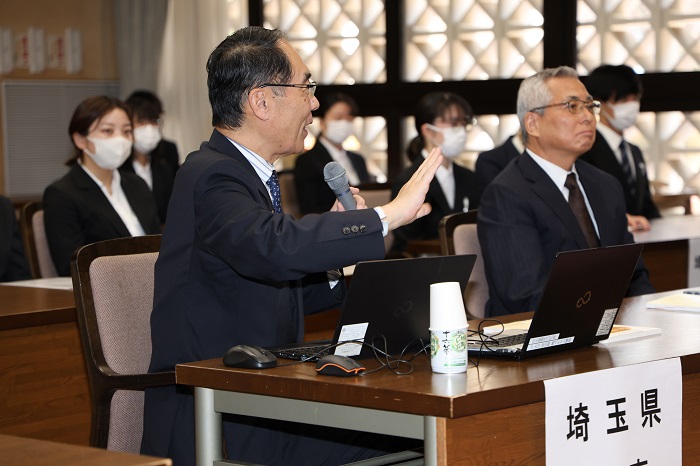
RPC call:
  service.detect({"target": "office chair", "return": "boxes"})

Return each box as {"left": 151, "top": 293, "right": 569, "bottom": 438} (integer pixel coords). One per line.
{"left": 70, "top": 235, "right": 175, "bottom": 453}
{"left": 439, "top": 211, "right": 488, "bottom": 319}
{"left": 19, "top": 201, "right": 58, "bottom": 278}
{"left": 359, "top": 187, "right": 394, "bottom": 254}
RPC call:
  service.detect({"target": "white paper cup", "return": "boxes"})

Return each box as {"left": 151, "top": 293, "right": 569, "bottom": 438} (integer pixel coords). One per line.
{"left": 430, "top": 282, "right": 468, "bottom": 330}
{"left": 429, "top": 327, "right": 468, "bottom": 373}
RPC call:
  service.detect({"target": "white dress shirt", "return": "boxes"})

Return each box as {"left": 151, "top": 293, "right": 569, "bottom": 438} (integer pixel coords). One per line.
{"left": 526, "top": 149, "right": 600, "bottom": 237}
{"left": 79, "top": 161, "right": 146, "bottom": 237}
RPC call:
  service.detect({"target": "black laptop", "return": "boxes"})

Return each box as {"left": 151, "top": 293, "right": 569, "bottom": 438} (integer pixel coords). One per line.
{"left": 269, "top": 254, "right": 477, "bottom": 361}
{"left": 468, "top": 243, "right": 644, "bottom": 360}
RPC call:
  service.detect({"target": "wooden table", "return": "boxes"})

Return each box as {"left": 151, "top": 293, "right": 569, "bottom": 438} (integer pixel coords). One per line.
{"left": 177, "top": 290, "right": 700, "bottom": 465}
{"left": 0, "top": 434, "right": 171, "bottom": 465}
{"left": 0, "top": 284, "right": 91, "bottom": 445}
{"left": 633, "top": 215, "right": 700, "bottom": 291}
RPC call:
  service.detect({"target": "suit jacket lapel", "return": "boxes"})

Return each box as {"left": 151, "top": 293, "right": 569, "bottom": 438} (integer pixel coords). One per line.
{"left": 208, "top": 130, "right": 274, "bottom": 212}
{"left": 69, "top": 165, "right": 131, "bottom": 236}
{"left": 519, "top": 154, "right": 591, "bottom": 249}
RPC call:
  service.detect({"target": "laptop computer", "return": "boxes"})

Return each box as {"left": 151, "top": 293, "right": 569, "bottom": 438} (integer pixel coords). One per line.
{"left": 269, "top": 254, "right": 477, "bottom": 361}
{"left": 468, "top": 243, "right": 644, "bottom": 360}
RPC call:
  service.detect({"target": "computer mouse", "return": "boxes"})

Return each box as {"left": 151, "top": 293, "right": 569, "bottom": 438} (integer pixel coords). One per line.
{"left": 315, "top": 354, "right": 365, "bottom": 377}
{"left": 223, "top": 344, "right": 278, "bottom": 369}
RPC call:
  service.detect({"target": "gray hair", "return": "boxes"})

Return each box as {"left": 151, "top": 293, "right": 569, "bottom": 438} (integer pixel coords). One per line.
{"left": 517, "top": 66, "right": 579, "bottom": 144}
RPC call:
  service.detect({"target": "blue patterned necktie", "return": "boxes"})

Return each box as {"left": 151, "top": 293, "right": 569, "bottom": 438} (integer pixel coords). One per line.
{"left": 266, "top": 170, "right": 283, "bottom": 214}
{"left": 619, "top": 140, "right": 636, "bottom": 195}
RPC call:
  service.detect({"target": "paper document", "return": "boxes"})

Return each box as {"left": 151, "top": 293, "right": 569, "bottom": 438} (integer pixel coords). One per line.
{"left": 598, "top": 324, "right": 661, "bottom": 344}
{"left": 1, "top": 277, "right": 73, "bottom": 290}
{"left": 646, "top": 293, "right": 700, "bottom": 312}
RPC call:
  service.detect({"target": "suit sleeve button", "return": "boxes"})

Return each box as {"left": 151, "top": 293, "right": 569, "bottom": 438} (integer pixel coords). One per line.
{"left": 359, "top": 225, "right": 367, "bottom": 232}
{"left": 342, "top": 227, "right": 351, "bottom": 235}
{"left": 351, "top": 225, "right": 359, "bottom": 233}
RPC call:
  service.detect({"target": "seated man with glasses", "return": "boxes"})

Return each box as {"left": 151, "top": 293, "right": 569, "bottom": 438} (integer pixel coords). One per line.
{"left": 477, "top": 66, "right": 653, "bottom": 317}
{"left": 390, "top": 91, "right": 481, "bottom": 255}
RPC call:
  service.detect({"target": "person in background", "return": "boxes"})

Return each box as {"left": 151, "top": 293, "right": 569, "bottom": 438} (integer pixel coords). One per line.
{"left": 580, "top": 64, "right": 660, "bottom": 231}
{"left": 0, "top": 195, "right": 31, "bottom": 281}
{"left": 390, "top": 91, "right": 480, "bottom": 255}
{"left": 120, "top": 90, "right": 177, "bottom": 224}
{"left": 43, "top": 96, "right": 161, "bottom": 276}
{"left": 294, "top": 92, "right": 372, "bottom": 215}
{"left": 141, "top": 26, "right": 442, "bottom": 466}
{"left": 475, "top": 130, "right": 524, "bottom": 195}
{"left": 477, "top": 66, "right": 654, "bottom": 317}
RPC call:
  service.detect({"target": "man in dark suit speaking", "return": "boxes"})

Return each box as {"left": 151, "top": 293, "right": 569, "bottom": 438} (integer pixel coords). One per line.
{"left": 477, "top": 66, "right": 654, "bottom": 317}
{"left": 141, "top": 26, "right": 442, "bottom": 465}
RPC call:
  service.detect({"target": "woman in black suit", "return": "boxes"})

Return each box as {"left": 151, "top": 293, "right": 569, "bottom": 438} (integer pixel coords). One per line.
{"left": 391, "top": 92, "right": 481, "bottom": 255}
{"left": 293, "top": 93, "right": 373, "bottom": 215}
{"left": 43, "top": 96, "right": 161, "bottom": 276}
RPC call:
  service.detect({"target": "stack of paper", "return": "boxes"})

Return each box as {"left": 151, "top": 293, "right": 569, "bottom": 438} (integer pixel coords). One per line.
{"left": 645, "top": 293, "right": 700, "bottom": 312}
{"left": 598, "top": 325, "right": 662, "bottom": 344}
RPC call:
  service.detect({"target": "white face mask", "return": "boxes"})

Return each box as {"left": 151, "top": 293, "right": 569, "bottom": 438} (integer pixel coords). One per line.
{"left": 133, "top": 124, "right": 162, "bottom": 154}
{"left": 324, "top": 120, "right": 354, "bottom": 145}
{"left": 427, "top": 124, "right": 467, "bottom": 159}
{"left": 85, "top": 136, "right": 133, "bottom": 170}
{"left": 607, "top": 101, "right": 640, "bottom": 131}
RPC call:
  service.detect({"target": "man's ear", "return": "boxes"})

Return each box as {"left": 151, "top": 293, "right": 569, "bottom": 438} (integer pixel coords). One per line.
{"left": 524, "top": 112, "right": 540, "bottom": 140}
{"left": 248, "top": 88, "right": 270, "bottom": 121}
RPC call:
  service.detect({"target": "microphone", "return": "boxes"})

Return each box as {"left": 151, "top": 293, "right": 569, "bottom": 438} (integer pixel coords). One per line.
{"left": 323, "top": 161, "right": 356, "bottom": 211}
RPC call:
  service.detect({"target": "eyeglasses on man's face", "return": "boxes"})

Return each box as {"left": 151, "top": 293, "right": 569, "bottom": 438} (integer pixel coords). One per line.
{"left": 529, "top": 99, "right": 601, "bottom": 116}
{"left": 259, "top": 79, "right": 317, "bottom": 97}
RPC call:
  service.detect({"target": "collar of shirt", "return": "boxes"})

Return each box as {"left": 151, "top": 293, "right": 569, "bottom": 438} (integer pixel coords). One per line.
{"left": 525, "top": 149, "right": 600, "bottom": 236}
{"left": 422, "top": 148, "right": 455, "bottom": 208}
{"left": 132, "top": 159, "right": 153, "bottom": 190}
{"left": 596, "top": 124, "right": 637, "bottom": 176}
{"left": 226, "top": 137, "right": 275, "bottom": 197}
{"left": 319, "top": 136, "right": 361, "bottom": 186}
{"left": 79, "top": 159, "right": 122, "bottom": 194}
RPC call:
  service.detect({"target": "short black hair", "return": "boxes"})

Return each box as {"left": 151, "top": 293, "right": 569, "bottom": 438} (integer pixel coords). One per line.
{"left": 585, "top": 64, "right": 643, "bottom": 102}
{"left": 207, "top": 26, "right": 293, "bottom": 129}
{"left": 406, "top": 92, "right": 473, "bottom": 161}
{"left": 125, "top": 90, "right": 163, "bottom": 123}
{"left": 316, "top": 93, "right": 359, "bottom": 119}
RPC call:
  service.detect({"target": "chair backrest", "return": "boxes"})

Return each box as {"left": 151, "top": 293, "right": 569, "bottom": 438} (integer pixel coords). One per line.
{"left": 360, "top": 188, "right": 394, "bottom": 254}
{"left": 439, "top": 211, "right": 488, "bottom": 318}
{"left": 19, "top": 201, "right": 58, "bottom": 278}
{"left": 71, "top": 235, "right": 174, "bottom": 453}
{"left": 277, "top": 170, "right": 302, "bottom": 219}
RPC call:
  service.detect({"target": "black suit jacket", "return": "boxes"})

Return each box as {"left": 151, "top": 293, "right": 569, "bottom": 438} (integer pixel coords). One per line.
{"left": 294, "top": 141, "right": 371, "bottom": 214}
{"left": 477, "top": 153, "right": 654, "bottom": 317}
{"left": 152, "top": 139, "right": 180, "bottom": 174}
{"left": 580, "top": 131, "right": 660, "bottom": 219}
{"left": 119, "top": 156, "right": 175, "bottom": 224}
{"left": 390, "top": 157, "right": 480, "bottom": 254}
{"left": 0, "top": 196, "right": 31, "bottom": 281}
{"left": 475, "top": 136, "right": 521, "bottom": 195}
{"left": 142, "top": 130, "right": 390, "bottom": 465}
{"left": 43, "top": 164, "right": 161, "bottom": 276}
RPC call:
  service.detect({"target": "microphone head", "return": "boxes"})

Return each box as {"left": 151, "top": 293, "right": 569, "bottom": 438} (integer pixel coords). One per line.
{"left": 323, "top": 161, "right": 349, "bottom": 190}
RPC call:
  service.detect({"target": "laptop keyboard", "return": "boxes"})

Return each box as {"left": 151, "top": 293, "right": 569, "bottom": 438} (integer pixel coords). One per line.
{"left": 469, "top": 331, "right": 527, "bottom": 348}
{"left": 270, "top": 343, "right": 333, "bottom": 362}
